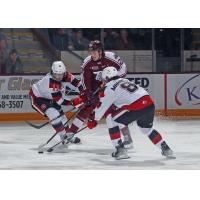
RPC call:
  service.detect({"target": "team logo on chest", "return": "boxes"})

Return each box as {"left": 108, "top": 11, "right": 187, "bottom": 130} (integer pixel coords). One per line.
{"left": 41, "top": 104, "right": 47, "bottom": 110}
{"left": 49, "top": 82, "right": 61, "bottom": 91}
{"left": 52, "top": 83, "right": 61, "bottom": 91}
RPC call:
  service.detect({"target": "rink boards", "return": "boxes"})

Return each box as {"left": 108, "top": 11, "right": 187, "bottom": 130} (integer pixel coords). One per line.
{"left": 0, "top": 73, "right": 199, "bottom": 121}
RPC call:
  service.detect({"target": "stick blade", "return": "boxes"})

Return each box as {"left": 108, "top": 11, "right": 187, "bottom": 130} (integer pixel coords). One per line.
{"left": 26, "top": 121, "right": 43, "bottom": 129}
{"left": 47, "top": 148, "right": 54, "bottom": 152}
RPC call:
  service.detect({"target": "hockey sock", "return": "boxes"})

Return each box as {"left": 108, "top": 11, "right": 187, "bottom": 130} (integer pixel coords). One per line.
{"left": 109, "top": 126, "right": 121, "bottom": 148}
{"left": 121, "top": 126, "right": 133, "bottom": 143}
{"left": 52, "top": 121, "right": 66, "bottom": 137}
{"left": 60, "top": 115, "right": 69, "bottom": 130}
{"left": 148, "top": 129, "right": 164, "bottom": 149}
{"left": 70, "top": 116, "right": 84, "bottom": 133}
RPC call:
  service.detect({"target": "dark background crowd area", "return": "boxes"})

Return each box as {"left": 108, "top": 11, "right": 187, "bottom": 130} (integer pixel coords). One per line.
{"left": 47, "top": 28, "right": 153, "bottom": 51}
{"left": 0, "top": 28, "right": 200, "bottom": 74}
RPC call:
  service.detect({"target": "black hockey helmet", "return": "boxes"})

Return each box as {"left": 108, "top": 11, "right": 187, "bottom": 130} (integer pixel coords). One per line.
{"left": 88, "top": 40, "right": 103, "bottom": 51}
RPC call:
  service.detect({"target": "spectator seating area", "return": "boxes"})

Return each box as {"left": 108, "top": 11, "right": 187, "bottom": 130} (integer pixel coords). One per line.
{"left": 1, "top": 28, "right": 52, "bottom": 73}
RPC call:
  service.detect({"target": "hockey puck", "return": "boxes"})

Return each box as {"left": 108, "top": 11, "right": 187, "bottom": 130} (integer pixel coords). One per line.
{"left": 38, "top": 151, "right": 44, "bottom": 154}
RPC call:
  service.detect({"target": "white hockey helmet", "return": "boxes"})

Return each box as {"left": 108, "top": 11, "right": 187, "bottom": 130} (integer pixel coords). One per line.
{"left": 51, "top": 61, "right": 66, "bottom": 74}
{"left": 102, "top": 66, "right": 118, "bottom": 82}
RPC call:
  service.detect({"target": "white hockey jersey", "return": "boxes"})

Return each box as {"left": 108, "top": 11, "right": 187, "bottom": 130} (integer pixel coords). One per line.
{"left": 95, "top": 78, "right": 152, "bottom": 121}
{"left": 31, "top": 72, "right": 83, "bottom": 105}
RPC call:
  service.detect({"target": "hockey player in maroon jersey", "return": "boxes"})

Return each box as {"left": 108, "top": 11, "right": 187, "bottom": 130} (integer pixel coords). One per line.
{"left": 29, "top": 61, "right": 84, "bottom": 143}
{"left": 88, "top": 67, "right": 174, "bottom": 160}
{"left": 67, "top": 40, "right": 133, "bottom": 148}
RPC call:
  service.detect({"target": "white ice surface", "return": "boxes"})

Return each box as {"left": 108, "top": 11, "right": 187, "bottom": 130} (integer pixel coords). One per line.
{"left": 0, "top": 118, "right": 199, "bottom": 169}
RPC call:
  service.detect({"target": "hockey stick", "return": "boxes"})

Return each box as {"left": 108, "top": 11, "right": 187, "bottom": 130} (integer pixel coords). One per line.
{"left": 38, "top": 87, "right": 100, "bottom": 152}
{"left": 26, "top": 87, "right": 80, "bottom": 129}
{"left": 38, "top": 106, "right": 83, "bottom": 149}
{"left": 26, "top": 114, "right": 63, "bottom": 129}
{"left": 26, "top": 106, "right": 78, "bottom": 129}
{"left": 46, "top": 126, "right": 87, "bottom": 153}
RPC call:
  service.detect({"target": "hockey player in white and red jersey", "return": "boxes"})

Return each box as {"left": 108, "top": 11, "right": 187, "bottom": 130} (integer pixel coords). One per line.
{"left": 29, "top": 61, "right": 84, "bottom": 143}
{"left": 88, "top": 67, "right": 174, "bottom": 160}
{"left": 67, "top": 40, "right": 133, "bottom": 148}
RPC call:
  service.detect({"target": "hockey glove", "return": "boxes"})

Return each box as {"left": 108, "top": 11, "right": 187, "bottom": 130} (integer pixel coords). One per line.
{"left": 79, "top": 91, "right": 88, "bottom": 103}
{"left": 71, "top": 97, "right": 83, "bottom": 106}
{"left": 87, "top": 119, "right": 97, "bottom": 129}
{"left": 87, "top": 112, "right": 97, "bottom": 129}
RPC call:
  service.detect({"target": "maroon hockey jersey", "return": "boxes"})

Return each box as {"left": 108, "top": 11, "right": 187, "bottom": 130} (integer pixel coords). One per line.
{"left": 80, "top": 51, "right": 127, "bottom": 96}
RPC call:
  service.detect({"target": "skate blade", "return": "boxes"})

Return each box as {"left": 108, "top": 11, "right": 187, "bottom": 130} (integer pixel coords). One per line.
{"left": 165, "top": 155, "right": 176, "bottom": 159}
{"left": 124, "top": 144, "right": 134, "bottom": 150}
{"left": 63, "top": 141, "right": 82, "bottom": 145}
{"left": 115, "top": 155, "right": 130, "bottom": 160}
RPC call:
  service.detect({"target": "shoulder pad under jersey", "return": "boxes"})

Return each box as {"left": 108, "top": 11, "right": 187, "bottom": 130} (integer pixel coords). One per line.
{"left": 104, "top": 51, "right": 116, "bottom": 60}
{"left": 81, "top": 55, "right": 92, "bottom": 68}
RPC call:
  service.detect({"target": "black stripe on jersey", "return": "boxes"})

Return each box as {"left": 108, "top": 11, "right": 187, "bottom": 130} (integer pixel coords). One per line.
{"left": 78, "top": 85, "right": 84, "bottom": 92}
{"left": 50, "top": 78, "right": 60, "bottom": 84}
{"left": 65, "top": 85, "right": 72, "bottom": 91}
{"left": 52, "top": 91, "right": 62, "bottom": 98}
{"left": 62, "top": 99, "right": 71, "bottom": 106}
{"left": 71, "top": 78, "right": 79, "bottom": 87}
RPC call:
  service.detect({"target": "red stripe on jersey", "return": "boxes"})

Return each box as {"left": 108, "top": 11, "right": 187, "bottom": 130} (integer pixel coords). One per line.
{"left": 53, "top": 95, "right": 62, "bottom": 102}
{"left": 111, "top": 96, "right": 153, "bottom": 118}
{"left": 29, "top": 89, "right": 45, "bottom": 115}
{"left": 123, "top": 96, "right": 154, "bottom": 111}
{"left": 151, "top": 134, "right": 162, "bottom": 144}
{"left": 110, "top": 132, "right": 121, "bottom": 140}
{"left": 66, "top": 73, "right": 72, "bottom": 82}
{"left": 103, "top": 105, "right": 117, "bottom": 118}
{"left": 49, "top": 82, "right": 61, "bottom": 91}
{"left": 62, "top": 72, "right": 72, "bottom": 82}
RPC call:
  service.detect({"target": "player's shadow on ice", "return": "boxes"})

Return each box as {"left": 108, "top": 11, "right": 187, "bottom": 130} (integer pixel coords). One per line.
{"left": 56, "top": 148, "right": 167, "bottom": 167}
{"left": 90, "top": 158, "right": 166, "bottom": 167}
{"left": 66, "top": 148, "right": 169, "bottom": 167}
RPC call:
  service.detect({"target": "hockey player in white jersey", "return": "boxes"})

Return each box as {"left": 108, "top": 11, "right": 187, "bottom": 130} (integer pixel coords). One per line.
{"left": 88, "top": 67, "right": 174, "bottom": 160}
{"left": 29, "top": 61, "right": 84, "bottom": 143}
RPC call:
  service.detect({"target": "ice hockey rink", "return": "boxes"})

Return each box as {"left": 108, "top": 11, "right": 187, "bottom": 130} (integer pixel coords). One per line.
{"left": 0, "top": 117, "right": 199, "bottom": 170}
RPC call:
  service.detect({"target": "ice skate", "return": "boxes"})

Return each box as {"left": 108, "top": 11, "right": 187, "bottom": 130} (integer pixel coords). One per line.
{"left": 161, "top": 141, "right": 175, "bottom": 159}
{"left": 62, "top": 133, "right": 81, "bottom": 144}
{"left": 112, "top": 141, "right": 130, "bottom": 160}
